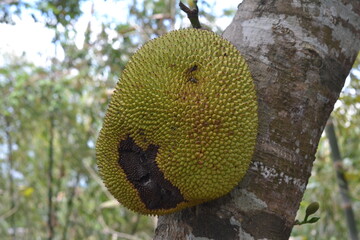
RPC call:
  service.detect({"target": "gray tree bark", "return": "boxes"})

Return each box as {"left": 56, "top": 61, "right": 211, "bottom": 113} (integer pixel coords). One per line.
{"left": 154, "top": 1, "right": 360, "bottom": 239}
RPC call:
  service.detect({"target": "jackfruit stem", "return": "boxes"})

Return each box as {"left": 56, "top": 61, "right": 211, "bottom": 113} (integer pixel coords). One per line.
{"left": 179, "top": 1, "right": 202, "bottom": 29}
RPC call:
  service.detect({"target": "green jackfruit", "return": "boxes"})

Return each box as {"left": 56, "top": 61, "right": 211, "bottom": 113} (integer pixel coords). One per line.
{"left": 96, "top": 28, "right": 258, "bottom": 215}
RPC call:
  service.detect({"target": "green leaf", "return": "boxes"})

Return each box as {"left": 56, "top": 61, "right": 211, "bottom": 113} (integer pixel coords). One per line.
{"left": 305, "top": 202, "right": 319, "bottom": 217}
{"left": 307, "top": 217, "right": 320, "bottom": 224}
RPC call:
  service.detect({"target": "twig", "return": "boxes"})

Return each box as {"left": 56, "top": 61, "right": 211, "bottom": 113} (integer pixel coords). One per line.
{"left": 0, "top": 205, "right": 19, "bottom": 220}
{"left": 98, "top": 213, "right": 142, "bottom": 240}
{"left": 179, "top": 1, "right": 202, "bottom": 29}
{"left": 82, "top": 159, "right": 114, "bottom": 200}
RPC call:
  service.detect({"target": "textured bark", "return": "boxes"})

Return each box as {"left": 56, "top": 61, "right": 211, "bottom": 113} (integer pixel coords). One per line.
{"left": 154, "top": 1, "right": 360, "bottom": 239}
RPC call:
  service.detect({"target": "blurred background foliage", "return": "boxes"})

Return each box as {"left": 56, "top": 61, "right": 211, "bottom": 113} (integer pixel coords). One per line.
{"left": 0, "top": 1, "right": 358, "bottom": 239}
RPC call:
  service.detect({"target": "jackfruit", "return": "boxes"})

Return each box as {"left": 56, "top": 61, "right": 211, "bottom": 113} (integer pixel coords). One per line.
{"left": 96, "top": 28, "right": 258, "bottom": 215}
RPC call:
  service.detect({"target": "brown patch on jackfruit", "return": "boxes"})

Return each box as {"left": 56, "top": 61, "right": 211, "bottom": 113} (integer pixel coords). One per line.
{"left": 118, "top": 136, "right": 186, "bottom": 210}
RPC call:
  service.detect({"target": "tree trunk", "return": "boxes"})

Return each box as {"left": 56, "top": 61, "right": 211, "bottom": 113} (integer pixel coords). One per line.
{"left": 154, "top": 1, "right": 360, "bottom": 239}
{"left": 325, "top": 118, "right": 359, "bottom": 240}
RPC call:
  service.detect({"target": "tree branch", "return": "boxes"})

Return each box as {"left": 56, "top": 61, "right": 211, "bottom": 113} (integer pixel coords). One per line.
{"left": 179, "top": 1, "right": 202, "bottom": 29}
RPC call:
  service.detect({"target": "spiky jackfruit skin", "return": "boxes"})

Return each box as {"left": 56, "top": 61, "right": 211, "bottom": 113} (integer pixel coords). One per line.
{"left": 96, "top": 28, "right": 258, "bottom": 215}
